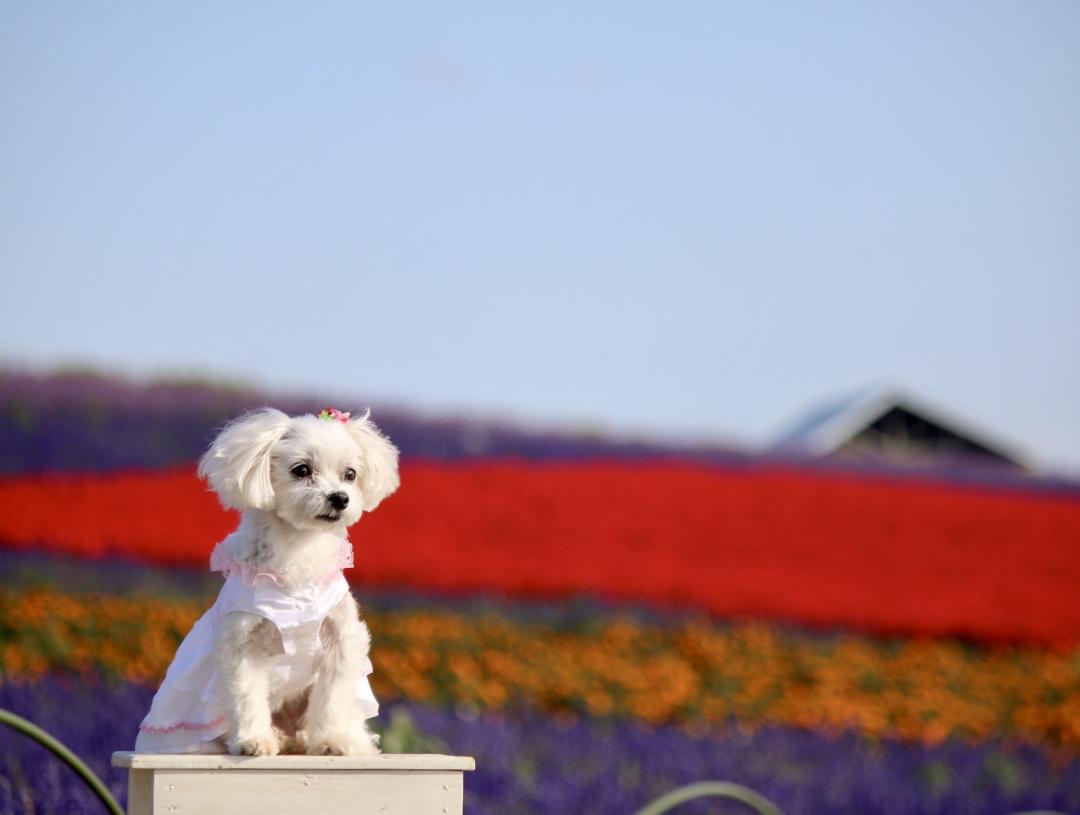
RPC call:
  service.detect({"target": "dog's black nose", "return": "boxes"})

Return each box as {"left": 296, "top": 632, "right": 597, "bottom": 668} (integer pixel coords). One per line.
{"left": 327, "top": 491, "right": 349, "bottom": 510}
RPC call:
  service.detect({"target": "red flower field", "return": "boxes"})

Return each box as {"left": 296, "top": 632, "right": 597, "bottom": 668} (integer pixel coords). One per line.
{"left": 1, "top": 462, "right": 1078, "bottom": 648}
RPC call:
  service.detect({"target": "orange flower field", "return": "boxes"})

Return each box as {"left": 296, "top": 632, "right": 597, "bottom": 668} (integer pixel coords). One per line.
{"left": 2, "top": 585, "right": 1077, "bottom": 750}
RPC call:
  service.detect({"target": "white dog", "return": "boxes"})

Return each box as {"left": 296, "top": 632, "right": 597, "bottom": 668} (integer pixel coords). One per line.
{"left": 134, "top": 407, "right": 399, "bottom": 756}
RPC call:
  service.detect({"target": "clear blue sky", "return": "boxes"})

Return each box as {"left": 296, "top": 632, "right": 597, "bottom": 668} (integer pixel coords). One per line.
{"left": 2, "top": 3, "right": 1078, "bottom": 470}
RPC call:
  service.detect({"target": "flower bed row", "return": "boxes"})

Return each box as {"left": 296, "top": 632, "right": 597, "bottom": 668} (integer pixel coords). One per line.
{"left": 0, "top": 371, "right": 753, "bottom": 472}
{"left": 2, "top": 586, "right": 1077, "bottom": 749}
{"left": 1, "top": 464, "right": 1079, "bottom": 646}
{"left": 4, "top": 677, "right": 1077, "bottom": 815}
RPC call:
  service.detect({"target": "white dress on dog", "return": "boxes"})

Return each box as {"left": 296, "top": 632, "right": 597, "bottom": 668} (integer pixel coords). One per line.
{"left": 134, "top": 543, "right": 379, "bottom": 753}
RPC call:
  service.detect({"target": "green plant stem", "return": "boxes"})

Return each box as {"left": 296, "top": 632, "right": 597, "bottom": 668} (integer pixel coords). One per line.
{"left": 0, "top": 707, "right": 125, "bottom": 815}
{"left": 634, "top": 780, "right": 786, "bottom": 815}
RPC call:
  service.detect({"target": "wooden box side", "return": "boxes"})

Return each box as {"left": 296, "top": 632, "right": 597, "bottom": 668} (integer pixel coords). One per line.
{"left": 149, "top": 768, "right": 465, "bottom": 815}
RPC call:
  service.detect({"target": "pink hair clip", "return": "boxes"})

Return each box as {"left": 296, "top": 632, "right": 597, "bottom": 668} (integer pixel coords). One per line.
{"left": 317, "top": 407, "right": 351, "bottom": 424}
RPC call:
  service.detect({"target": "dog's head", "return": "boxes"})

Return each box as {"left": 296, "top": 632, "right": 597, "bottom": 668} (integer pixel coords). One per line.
{"left": 197, "top": 407, "right": 400, "bottom": 530}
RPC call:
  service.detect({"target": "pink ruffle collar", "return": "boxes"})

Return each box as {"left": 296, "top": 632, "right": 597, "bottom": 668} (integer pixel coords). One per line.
{"left": 209, "top": 539, "right": 354, "bottom": 587}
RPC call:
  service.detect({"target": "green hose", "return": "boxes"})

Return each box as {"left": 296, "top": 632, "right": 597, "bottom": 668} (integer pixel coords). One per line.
{"left": 0, "top": 707, "right": 125, "bottom": 815}
{"left": 634, "top": 780, "right": 786, "bottom": 815}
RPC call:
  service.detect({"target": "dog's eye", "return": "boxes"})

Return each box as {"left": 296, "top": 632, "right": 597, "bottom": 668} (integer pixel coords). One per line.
{"left": 343, "top": 467, "right": 357, "bottom": 482}
{"left": 291, "top": 464, "right": 312, "bottom": 479}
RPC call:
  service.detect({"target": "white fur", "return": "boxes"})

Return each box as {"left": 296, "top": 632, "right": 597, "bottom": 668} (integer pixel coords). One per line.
{"left": 196, "top": 407, "right": 399, "bottom": 755}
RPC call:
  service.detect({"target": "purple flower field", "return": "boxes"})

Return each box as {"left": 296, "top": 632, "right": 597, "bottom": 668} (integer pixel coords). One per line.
{"left": 0, "top": 371, "right": 749, "bottom": 473}
{"left": 3, "top": 370, "right": 1065, "bottom": 492}
{"left": 2, "top": 677, "right": 1077, "bottom": 815}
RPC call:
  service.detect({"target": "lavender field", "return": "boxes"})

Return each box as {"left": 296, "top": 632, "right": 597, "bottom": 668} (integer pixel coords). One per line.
{"left": 3, "top": 677, "right": 1077, "bottom": 815}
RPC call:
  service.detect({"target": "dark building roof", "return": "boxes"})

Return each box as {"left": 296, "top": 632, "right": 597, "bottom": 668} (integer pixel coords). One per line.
{"left": 771, "top": 385, "right": 1030, "bottom": 471}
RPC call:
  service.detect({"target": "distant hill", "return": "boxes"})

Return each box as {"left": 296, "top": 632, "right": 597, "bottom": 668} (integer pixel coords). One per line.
{"left": 0, "top": 370, "right": 747, "bottom": 474}
{"left": 1, "top": 370, "right": 1075, "bottom": 494}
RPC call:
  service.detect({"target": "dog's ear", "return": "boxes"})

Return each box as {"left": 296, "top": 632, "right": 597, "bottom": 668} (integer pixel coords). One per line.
{"left": 345, "top": 410, "right": 400, "bottom": 511}
{"left": 198, "top": 408, "right": 292, "bottom": 510}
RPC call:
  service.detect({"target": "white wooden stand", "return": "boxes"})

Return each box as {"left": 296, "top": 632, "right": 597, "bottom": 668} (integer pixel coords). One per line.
{"left": 111, "top": 752, "right": 476, "bottom": 815}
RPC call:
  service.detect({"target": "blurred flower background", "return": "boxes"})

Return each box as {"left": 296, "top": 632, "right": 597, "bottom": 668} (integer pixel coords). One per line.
{"left": 0, "top": 372, "right": 1078, "bottom": 814}
{"left": 2, "top": 3, "right": 1079, "bottom": 814}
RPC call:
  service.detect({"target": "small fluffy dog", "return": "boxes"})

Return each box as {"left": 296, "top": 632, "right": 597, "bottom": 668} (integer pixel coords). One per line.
{"left": 134, "top": 407, "right": 399, "bottom": 756}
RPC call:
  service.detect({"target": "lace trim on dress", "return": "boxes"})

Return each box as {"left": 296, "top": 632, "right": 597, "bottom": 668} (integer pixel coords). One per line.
{"left": 139, "top": 714, "right": 227, "bottom": 733}
{"left": 208, "top": 540, "right": 354, "bottom": 587}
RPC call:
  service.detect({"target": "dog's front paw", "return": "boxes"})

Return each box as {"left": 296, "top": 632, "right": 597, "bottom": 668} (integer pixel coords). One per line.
{"left": 229, "top": 731, "right": 280, "bottom": 756}
{"left": 307, "top": 729, "right": 380, "bottom": 756}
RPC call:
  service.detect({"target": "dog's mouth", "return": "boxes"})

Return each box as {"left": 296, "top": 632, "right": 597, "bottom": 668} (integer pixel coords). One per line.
{"left": 316, "top": 511, "right": 342, "bottom": 523}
